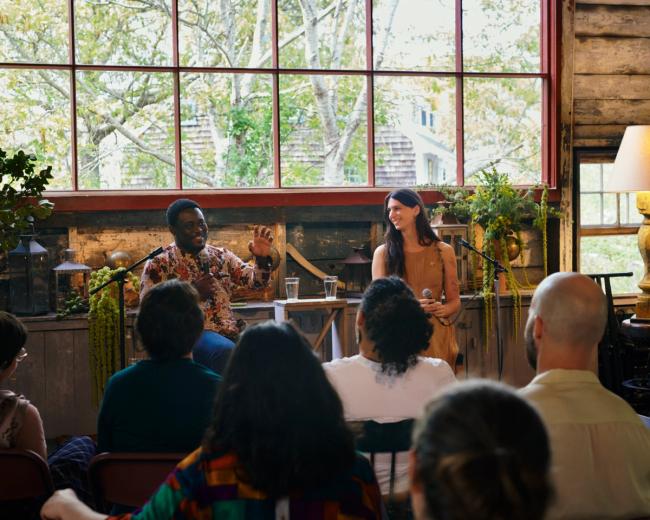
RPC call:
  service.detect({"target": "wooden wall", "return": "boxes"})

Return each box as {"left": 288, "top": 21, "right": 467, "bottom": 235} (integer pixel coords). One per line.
{"left": 573, "top": 0, "right": 650, "bottom": 148}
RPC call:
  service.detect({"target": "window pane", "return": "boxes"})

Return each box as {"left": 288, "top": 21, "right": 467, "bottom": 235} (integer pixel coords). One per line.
{"left": 0, "top": 0, "right": 69, "bottom": 63}
{"left": 622, "top": 193, "right": 643, "bottom": 225}
{"left": 74, "top": 0, "right": 172, "bottom": 66}
{"left": 580, "top": 235, "right": 642, "bottom": 294}
{"left": 463, "top": 0, "right": 540, "bottom": 73}
{"left": 464, "top": 78, "right": 541, "bottom": 185}
{"left": 602, "top": 193, "right": 617, "bottom": 225}
{"left": 180, "top": 73, "right": 273, "bottom": 188}
{"left": 579, "top": 163, "right": 604, "bottom": 192}
{"left": 0, "top": 69, "right": 72, "bottom": 189}
{"left": 179, "top": 0, "right": 270, "bottom": 68}
{"left": 76, "top": 71, "right": 175, "bottom": 189}
{"left": 279, "top": 74, "right": 367, "bottom": 186}
{"left": 580, "top": 194, "right": 602, "bottom": 226}
{"left": 374, "top": 76, "right": 456, "bottom": 186}
{"left": 374, "top": 0, "right": 455, "bottom": 71}
{"left": 278, "top": 0, "right": 366, "bottom": 70}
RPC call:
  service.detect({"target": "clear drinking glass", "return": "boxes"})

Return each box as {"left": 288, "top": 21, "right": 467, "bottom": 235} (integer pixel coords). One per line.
{"left": 324, "top": 275, "right": 338, "bottom": 300}
{"left": 285, "top": 277, "right": 299, "bottom": 301}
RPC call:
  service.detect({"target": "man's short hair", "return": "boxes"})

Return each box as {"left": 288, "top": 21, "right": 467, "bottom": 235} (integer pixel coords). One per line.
{"left": 166, "top": 198, "right": 201, "bottom": 227}
{"left": 136, "top": 279, "right": 204, "bottom": 360}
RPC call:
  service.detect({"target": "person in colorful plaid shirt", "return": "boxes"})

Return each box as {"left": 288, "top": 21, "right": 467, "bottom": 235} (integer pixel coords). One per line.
{"left": 140, "top": 198, "right": 274, "bottom": 374}
{"left": 41, "top": 321, "right": 383, "bottom": 520}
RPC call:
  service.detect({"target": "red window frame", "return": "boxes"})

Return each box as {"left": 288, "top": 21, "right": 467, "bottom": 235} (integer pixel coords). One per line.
{"left": 1, "top": 0, "right": 560, "bottom": 211}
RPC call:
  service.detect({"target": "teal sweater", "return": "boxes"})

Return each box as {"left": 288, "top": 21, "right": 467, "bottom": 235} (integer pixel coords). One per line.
{"left": 97, "top": 358, "right": 220, "bottom": 453}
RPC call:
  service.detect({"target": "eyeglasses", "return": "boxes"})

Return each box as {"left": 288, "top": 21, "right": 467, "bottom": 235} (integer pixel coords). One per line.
{"left": 15, "top": 348, "right": 27, "bottom": 363}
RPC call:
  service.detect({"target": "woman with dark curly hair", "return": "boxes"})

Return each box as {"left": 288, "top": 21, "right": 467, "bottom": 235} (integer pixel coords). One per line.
{"left": 41, "top": 321, "right": 383, "bottom": 520}
{"left": 372, "top": 188, "right": 461, "bottom": 369}
{"left": 410, "top": 380, "right": 553, "bottom": 520}
{"left": 324, "top": 276, "right": 456, "bottom": 495}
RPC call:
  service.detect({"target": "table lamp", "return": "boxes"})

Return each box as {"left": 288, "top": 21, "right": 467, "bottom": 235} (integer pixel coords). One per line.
{"left": 609, "top": 125, "right": 650, "bottom": 320}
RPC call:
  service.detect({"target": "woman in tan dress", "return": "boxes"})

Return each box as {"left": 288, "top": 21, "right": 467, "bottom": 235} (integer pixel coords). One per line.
{"left": 372, "top": 189, "right": 461, "bottom": 369}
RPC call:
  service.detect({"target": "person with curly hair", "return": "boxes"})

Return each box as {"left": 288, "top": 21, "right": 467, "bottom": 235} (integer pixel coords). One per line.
{"left": 410, "top": 380, "right": 553, "bottom": 520}
{"left": 372, "top": 188, "right": 461, "bottom": 369}
{"left": 41, "top": 321, "right": 383, "bottom": 520}
{"left": 324, "top": 276, "right": 456, "bottom": 495}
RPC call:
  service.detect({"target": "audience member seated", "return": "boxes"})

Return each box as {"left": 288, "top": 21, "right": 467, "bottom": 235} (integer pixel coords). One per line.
{"left": 97, "top": 279, "right": 221, "bottom": 454}
{"left": 41, "top": 320, "right": 383, "bottom": 520}
{"left": 324, "top": 276, "right": 456, "bottom": 495}
{"left": 520, "top": 272, "right": 650, "bottom": 519}
{"left": 0, "top": 311, "right": 46, "bottom": 460}
{"left": 409, "top": 380, "right": 552, "bottom": 520}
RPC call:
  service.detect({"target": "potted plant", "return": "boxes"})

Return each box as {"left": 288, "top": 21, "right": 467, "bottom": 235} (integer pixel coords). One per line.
{"left": 435, "top": 167, "right": 558, "bottom": 338}
{"left": 0, "top": 148, "right": 54, "bottom": 308}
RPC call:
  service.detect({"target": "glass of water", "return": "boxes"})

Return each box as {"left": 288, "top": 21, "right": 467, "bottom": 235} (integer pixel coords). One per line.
{"left": 324, "top": 275, "right": 338, "bottom": 300}
{"left": 285, "top": 277, "right": 299, "bottom": 301}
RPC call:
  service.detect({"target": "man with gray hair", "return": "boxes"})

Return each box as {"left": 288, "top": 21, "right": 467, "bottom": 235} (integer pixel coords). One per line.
{"left": 521, "top": 272, "right": 650, "bottom": 519}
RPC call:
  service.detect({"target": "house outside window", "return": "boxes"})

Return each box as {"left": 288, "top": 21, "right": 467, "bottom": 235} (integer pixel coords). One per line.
{"left": 0, "top": 0, "right": 554, "bottom": 195}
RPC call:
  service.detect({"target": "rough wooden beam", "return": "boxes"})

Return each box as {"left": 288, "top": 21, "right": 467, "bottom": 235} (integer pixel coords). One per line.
{"left": 559, "top": 0, "right": 576, "bottom": 272}
{"left": 573, "top": 124, "right": 625, "bottom": 147}
{"left": 574, "top": 74, "right": 650, "bottom": 99}
{"left": 575, "top": 98, "right": 650, "bottom": 125}
{"left": 576, "top": 4, "right": 650, "bottom": 37}
{"left": 578, "top": 0, "right": 650, "bottom": 5}
{"left": 575, "top": 37, "right": 650, "bottom": 74}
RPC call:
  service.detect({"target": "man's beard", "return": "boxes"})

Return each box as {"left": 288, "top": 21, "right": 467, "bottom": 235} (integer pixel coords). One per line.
{"left": 524, "top": 317, "right": 537, "bottom": 370}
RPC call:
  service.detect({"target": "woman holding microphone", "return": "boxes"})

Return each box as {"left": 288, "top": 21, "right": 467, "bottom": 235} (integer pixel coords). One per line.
{"left": 372, "top": 188, "right": 461, "bottom": 369}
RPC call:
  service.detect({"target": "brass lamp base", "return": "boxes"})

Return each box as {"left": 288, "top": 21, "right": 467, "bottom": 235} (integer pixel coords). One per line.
{"left": 635, "top": 192, "right": 650, "bottom": 319}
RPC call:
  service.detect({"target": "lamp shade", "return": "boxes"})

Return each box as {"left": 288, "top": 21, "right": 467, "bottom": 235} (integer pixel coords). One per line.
{"left": 609, "top": 125, "right": 650, "bottom": 192}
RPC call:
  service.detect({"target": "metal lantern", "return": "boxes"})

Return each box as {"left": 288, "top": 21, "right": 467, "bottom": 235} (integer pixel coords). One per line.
{"left": 430, "top": 214, "right": 469, "bottom": 292}
{"left": 53, "top": 249, "right": 91, "bottom": 313}
{"left": 340, "top": 248, "right": 372, "bottom": 297}
{"left": 8, "top": 233, "right": 50, "bottom": 315}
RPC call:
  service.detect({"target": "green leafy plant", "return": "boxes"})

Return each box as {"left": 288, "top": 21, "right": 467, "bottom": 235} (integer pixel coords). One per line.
{"left": 435, "top": 168, "right": 559, "bottom": 342}
{"left": 0, "top": 148, "right": 54, "bottom": 253}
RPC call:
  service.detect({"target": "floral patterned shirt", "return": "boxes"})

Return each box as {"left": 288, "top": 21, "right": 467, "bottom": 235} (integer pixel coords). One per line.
{"left": 140, "top": 243, "right": 271, "bottom": 339}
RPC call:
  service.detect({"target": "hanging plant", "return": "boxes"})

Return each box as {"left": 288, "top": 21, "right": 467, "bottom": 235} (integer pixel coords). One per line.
{"left": 435, "top": 168, "right": 560, "bottom": 345}
{"left": 88, "top": 266, "right": 139, "bottom": 407}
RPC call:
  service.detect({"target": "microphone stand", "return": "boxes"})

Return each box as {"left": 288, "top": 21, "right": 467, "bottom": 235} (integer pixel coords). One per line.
{"left": 90, "top": 247, "right": 164, "bottom": 369}
{"left": 456, "top": 238, "right": 507, "bottom": 380}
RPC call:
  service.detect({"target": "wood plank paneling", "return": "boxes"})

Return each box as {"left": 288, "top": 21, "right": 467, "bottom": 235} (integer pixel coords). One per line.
{"left": 574, "top": 124, "right": 626, "bottom": 147}
{"left": 575, "top": 37, "right": 650, "bottom": 74}
{"left": 576, "top": 5, "right": 650, "bottom": 37}
{"left": 44, "top": 331, "right": 76, "bottom": 437}
{"left": 73, "top": 329, "right": 97, "bottom": 435}
{"left": 574, "top": 75, "right": 650, "bottom": 99}
{"left": 578, "top": 0, "right": 650, "bottom": 5}
{"left": 574, "top": 98, "right": 650, "bottom": 125}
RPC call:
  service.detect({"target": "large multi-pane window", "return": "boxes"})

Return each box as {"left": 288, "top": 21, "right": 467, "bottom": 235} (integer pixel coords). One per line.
{"left": 577, "top": 152, "right": 643, "bottom": 294}
{"left": 0, "top": 0, "right": 551, "bottom": 192}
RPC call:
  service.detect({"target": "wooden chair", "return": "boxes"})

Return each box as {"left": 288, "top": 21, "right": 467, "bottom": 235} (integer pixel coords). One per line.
{"left": 349, "top": 419, "right": 415, "bottom": 519}
{"left": 89, "top": 451, "right": 186, "bottom": 512}
{"left": 0, "top": 448, "right": 54, "bottom": 518}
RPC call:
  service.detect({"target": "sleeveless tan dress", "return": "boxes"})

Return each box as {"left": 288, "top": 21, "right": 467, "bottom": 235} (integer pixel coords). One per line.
{"left": 403, "top": 243, "right": 459, "bottom": 368}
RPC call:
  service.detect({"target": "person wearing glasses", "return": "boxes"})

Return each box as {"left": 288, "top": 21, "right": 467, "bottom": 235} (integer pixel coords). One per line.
{"left": 0, "top": 311, "right": 46, "bottom": 460}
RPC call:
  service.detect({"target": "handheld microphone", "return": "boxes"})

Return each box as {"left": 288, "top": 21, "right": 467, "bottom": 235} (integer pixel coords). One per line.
{"left": 197, "top": 249, "right": 211, "bottom": 275}
{"left": 422, "top": 288, "right": 451, "bottom": 326}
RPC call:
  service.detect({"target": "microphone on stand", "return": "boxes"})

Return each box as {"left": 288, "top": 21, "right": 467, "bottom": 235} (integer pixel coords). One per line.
{"left": 422, "top": 288, "right": 451, "bottom": 326}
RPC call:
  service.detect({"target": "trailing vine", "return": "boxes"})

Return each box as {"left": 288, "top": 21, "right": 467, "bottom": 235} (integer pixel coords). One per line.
{"left": 88, "top": 267, "right": 139, "bottom": 407}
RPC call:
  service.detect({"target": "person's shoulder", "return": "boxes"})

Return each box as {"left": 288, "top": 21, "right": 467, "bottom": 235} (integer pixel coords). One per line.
{"left": 418, "top": 356, "right": 453, "bottom": 371}
{"left": 323, "top": 355, "right": 363, "bottom": 373}
{"left": 187, "top": 360, "right": 223, "bottom": 383}
{"left": 436, "top": 240, "right": 455, "bottom": 257}
{"left": 373, "top": 243, "right": 386, "bottom": 256}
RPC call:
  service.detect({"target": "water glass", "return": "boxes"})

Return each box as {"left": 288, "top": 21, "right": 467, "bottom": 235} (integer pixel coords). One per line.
{"left": 285, "top": 277, "right": 299, "bottom": 301}
{"left": 324, "top": 275, "right": 338, "bottom": 300}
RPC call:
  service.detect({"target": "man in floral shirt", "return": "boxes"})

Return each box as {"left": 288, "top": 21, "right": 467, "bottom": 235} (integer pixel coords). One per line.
{"left": 140, "top": 199, "right": 274, "bottom": 374}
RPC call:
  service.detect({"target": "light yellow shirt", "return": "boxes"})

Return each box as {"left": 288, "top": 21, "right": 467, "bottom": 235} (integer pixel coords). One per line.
{"left": 521, "top": 369, "right": 650, "bottom": 520}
